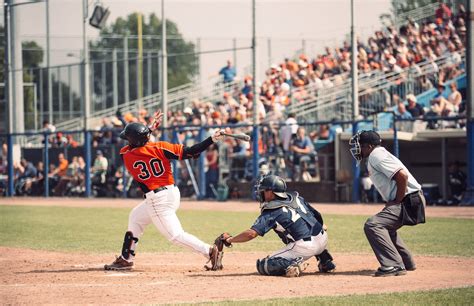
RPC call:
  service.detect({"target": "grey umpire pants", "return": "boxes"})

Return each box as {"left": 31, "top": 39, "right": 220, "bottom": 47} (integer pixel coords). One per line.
{"left": 364, "top": 204, "right": 416, "bottom": 269}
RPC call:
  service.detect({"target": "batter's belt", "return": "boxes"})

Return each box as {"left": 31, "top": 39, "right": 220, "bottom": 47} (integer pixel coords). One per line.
{"left": 144, "top": 184, "right": 175, "bottom": 198}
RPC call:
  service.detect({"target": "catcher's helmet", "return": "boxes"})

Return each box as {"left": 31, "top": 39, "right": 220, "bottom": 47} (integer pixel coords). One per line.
{"left": 255, "top": 174, "right": 287, "bottom": 202}
{"left": 120, "top": 122, "right": 151, "bottom": 147}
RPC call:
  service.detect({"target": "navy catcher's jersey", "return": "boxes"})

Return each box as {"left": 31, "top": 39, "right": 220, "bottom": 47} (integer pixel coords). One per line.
{"left": 251, "top": 199, "right": 322, "bottom": 244}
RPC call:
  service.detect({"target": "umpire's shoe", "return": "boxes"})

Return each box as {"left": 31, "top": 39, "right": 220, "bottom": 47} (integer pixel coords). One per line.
{"left": 104, "top": 256, "right": 134, "bottom": 271}
{"left": 374, "top": 266, "right": 407, "bottom": 277}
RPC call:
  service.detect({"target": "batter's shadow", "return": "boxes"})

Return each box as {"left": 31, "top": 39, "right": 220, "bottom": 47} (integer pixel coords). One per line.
{"left": 16, "top": 268, "right": 145, "bottom": 274}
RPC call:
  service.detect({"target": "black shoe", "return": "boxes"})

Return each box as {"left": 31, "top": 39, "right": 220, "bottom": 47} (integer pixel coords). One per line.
{"left": 406, "top": 266, "right": 417, "bottom": 271}
{"left": 318, "top": 260, "right": 336, "bottom": 273}
{"left": 374, "top": 266, "right": 407, "bottom": 277}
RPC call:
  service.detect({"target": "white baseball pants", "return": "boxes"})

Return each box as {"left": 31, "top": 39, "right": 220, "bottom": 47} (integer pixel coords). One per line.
{"left": 269, "top": 230, "right": 329, "bottom": 261}
{"left": 127, "top": 184, "right": 211, "bottom": 260}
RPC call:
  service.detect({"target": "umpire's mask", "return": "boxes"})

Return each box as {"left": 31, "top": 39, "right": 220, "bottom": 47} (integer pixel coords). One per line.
{"left": 349, "top": 132, "right": 363, "bottom": 165}
{"left": 349, "top": 130, "right": 381, "bottom": 166}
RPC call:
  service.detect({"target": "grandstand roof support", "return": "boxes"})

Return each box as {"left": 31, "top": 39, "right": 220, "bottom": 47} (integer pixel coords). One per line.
{"left": 161, "top": 0, "right": 168, "bottom": 138}
{"left": 251, "top": 0, "right": 259, "bottom": 179}
{"left": 351, "top": 0, "right": 359, "bottom": 120}
{"left": 461, "top": 0, "right": 474, "bottom": 205}
{"left": 351, "top": 0, "right": 360, "bottom": 203}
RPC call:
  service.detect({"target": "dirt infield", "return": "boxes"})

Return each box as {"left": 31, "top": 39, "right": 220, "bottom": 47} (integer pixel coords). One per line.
{"left": 1, "top": 247, "right": 473, "bottom": 304}
{"left": 1, "top": 197, "right": 473, "bottom": 218}
{"left": 1, "top": 198, "right": 473, "bottom": 304}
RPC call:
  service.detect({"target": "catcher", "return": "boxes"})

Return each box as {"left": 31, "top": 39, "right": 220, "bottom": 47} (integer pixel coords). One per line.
{"left": 215, "top": 174, "right": 336, "bottom": 277}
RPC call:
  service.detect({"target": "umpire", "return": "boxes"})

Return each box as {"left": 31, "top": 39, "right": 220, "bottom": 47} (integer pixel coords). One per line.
{"left": 349, "top": 130, "right": 426, "bottom": 277}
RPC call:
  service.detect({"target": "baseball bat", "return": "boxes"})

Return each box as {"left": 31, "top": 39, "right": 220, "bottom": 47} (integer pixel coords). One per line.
{"left": 221, "top": 132, "right": 251, "bottom": 142}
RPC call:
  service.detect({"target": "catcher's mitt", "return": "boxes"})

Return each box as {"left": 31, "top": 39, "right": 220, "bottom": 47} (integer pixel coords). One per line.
{"left": 205, "top": 233, "right": 232, "bottom": 271}
{"left": 215, "top": 232, "right": 233, "bottom": 249}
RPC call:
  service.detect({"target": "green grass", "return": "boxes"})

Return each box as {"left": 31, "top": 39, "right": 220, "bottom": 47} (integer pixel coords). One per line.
{"left": 0, "top": 205, "right": 473, "bottom": 257}
{"left": 188, "top": 286, "right": 474, "bottom": 306}
{"left": 1, "top": 206, "right": 472, "bottom": 304}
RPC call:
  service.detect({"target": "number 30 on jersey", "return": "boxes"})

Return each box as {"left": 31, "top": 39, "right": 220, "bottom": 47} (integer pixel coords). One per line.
{"left": 133, "top": 158, "right": 165, "bottom": 180}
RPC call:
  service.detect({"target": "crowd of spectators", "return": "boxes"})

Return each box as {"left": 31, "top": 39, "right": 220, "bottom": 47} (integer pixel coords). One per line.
{"left": 1, "top": 3, "right": 468, "bottom": 199}
{"left": 66, "top": 2, "right": 468, "bottom": 193}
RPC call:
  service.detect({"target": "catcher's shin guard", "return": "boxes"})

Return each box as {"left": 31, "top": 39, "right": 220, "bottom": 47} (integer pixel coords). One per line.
{"left": 256, "top": 256, "right": 305, "bottom": 276}
{"left": 121, "top": 231, "right": 139, "bottom": 261}
{"left": 316, "top": 249, "right": 336, "bottom": 273}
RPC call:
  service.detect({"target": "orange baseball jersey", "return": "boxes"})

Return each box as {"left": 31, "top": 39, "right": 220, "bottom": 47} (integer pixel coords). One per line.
{"left": 120, "top": 141, "right": 183, "bottom": 191}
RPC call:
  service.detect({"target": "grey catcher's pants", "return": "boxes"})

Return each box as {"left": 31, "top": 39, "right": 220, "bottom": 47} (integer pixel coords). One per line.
{"left": 364, "top": 204, "right": 416, "bottom": 269}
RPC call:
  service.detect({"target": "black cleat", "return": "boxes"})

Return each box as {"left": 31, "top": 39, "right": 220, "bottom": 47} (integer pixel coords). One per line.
{"left": 374, "top": 266, "right": 407, "bottom": 277}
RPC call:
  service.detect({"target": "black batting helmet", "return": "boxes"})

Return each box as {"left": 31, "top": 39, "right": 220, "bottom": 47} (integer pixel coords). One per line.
{"left": 120, "top": 122, "right": 151, "bottom": 147}
{"left": 255, "top": 174, "right": 287, "bottom": 202}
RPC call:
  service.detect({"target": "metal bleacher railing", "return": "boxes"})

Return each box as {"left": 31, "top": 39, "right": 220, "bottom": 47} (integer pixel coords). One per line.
{"left": 20, "top": 77, "right": 240, "bottom": 147}
{"left": 287, "top": 51, "right": 466, "bottom": 124}
{"left": 393, "top": 2, "right": 440, "bottom": 27}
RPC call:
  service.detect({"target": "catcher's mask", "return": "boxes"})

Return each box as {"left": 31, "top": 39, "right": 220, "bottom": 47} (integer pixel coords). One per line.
{"left": 255, "top": 174, "right": 287, "bottom": 203}
{"left": 349, "top": 130, "right": 381, "bottom": 166}
{"left": 120, "top": 122, "right": 151, "bottom": 147}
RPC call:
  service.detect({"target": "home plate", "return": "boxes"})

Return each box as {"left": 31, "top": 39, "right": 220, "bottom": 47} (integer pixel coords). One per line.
{"left": 105, "top": 273, "right": 137, "bottom": 277}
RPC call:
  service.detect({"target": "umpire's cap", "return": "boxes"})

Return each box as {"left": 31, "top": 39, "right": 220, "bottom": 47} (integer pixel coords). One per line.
{"left": 358, "top": 130, "right": 382, "bottom": 146}
{"left": 120, "top": 122, "right": 151, "bottom": 147}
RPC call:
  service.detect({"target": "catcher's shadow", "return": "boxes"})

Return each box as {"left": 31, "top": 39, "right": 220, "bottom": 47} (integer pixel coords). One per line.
{"left": 189, "top": 272, "right": 258, "bottom": 278}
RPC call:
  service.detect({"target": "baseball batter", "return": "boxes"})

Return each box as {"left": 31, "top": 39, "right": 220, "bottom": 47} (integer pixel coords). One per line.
{"left": 216, "top": 174, "right": 336, "bottom": 277}
{"left": 104, "top": 110, "right": 227, "bottom": 271}
{"left": 349, "top": 130, "right": 426, "bottom": 277}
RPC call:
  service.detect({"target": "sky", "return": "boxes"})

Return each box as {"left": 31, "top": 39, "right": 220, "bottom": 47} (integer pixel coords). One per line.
{"left": 8, "top": 0, "right": 392, "bottom": 84}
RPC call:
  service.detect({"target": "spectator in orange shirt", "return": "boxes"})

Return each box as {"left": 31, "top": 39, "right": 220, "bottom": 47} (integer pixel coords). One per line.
{"left": 50, "top": 153, "right": 69, "bottom": 196}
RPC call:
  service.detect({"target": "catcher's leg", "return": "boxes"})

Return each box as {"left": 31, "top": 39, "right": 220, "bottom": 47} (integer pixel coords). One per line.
{"left": 256, "top": 256, "right": 307, "bottom": 277}
{"left": 315, "top": 249, "right": 336, "bottom": 273}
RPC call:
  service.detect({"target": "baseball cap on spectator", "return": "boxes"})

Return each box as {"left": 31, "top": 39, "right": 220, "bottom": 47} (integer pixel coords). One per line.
{"left": 406, "top": 94, "right": 417, "bottom": 103}
{"left": 358, "top": 130, "right": 381, "bottom": 146}
{"left": 183, "top": 107, "right": 193, "bottom": 115}
{"left": 388, "top": 57, "right": 396, "bottom": 65}
{"left": 96, "top": 150, "right": 103, "bottom": 156}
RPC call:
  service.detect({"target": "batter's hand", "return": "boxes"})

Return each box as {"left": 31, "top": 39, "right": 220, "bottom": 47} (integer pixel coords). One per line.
{"left": 212, "top": 127, "right": 231, "bottom": 142}
{"left": 149, "top": 110, "right": 163, "bottom": 131}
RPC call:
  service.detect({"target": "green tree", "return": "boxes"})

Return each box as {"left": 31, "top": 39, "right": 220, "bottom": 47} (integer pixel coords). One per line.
{"left": 1, "top": 26, "right": 46, "bottom": 131}
{"left": 1, "top": 27, "right": 81, "bottom": 131}
{"left": 89, "top": 13, "right": 197, "bottom": 108}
